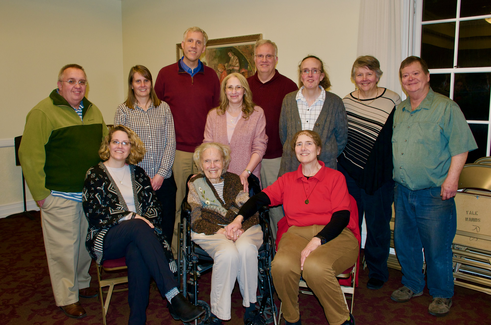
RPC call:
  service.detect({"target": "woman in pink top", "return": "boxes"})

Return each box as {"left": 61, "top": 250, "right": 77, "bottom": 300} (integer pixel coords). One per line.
{"left": 204, "top": 72, "right": 268, "bottom": 192}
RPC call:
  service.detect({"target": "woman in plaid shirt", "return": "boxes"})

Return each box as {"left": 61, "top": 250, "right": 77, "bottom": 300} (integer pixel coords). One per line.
{"left": 114, "top": 65, "right": 177, "bottom": 243}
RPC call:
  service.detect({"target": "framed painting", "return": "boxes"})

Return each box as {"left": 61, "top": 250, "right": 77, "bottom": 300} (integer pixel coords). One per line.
{"left": 176, "top": 34, "right": 262, "bottom": 83}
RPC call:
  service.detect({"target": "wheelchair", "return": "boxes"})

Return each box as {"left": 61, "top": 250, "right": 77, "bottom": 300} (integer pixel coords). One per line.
{"left": 177, "top": 174, "right": 278, "bottom": 325}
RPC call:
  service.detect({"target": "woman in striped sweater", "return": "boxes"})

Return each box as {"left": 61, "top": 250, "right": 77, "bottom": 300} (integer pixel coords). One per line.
{"left": 337, "top": 55, "right": 401, "bottom": 291}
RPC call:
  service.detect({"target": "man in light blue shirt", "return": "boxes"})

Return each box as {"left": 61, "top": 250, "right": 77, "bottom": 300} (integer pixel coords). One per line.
{"left": 391, "top": 56, "right": 477, "bottom": 317}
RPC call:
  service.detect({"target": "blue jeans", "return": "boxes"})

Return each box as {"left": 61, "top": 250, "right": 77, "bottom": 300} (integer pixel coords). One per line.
{"left": 338, "top": 164, "right": 393, "bottom": 282}
{"left": 394, "top": 183, "right": 456, "bottom": 298}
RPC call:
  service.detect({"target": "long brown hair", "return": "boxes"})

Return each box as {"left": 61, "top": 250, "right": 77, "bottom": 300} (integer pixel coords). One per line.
{"left": 125, "top": 65, "right": 161, "bottom": 109}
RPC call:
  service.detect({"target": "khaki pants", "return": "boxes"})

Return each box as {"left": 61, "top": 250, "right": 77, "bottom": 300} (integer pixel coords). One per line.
{"left": 272, "top": 226, "right": 358, "bottom": 325}
{"left": 172, "top": 150, "right": 199, "bottom": 253}
{"left": 260, "top": 157, "right": 284, "bottom": 239}
{"left": 41, "top": 194, "right": 92, "bottom": 306}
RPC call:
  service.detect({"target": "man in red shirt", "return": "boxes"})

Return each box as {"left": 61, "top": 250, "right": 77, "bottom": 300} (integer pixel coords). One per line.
{"left": 155, "top": 27, "right": 220, "bottom": 251}
{"left": 247, "top": 39, "right": 297, "bottom": 238}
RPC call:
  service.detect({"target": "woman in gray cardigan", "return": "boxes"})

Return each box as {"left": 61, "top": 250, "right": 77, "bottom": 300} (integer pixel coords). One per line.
{"left": 279, "top": 55, "right": 347, "bottom": 177}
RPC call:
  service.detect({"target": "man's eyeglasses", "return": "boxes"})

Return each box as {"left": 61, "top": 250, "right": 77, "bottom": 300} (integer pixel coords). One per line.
{"left": 255, "top": 54, "right": 275, "bottom": 60}
{"left": 111, "top": 140, "right": 130, "bottom": 146}
{"left": 301, "top": 69, "right": 321, "bottom": 75}
{"left": 62, "top": 79, "right": 87, "bottom": 86}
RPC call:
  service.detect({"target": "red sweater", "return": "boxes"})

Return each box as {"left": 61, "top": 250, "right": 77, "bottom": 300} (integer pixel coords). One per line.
{"left": 248, "top": 70, "right": 297, "bottom": 159}
{"left": 155, "top": 61, "right": 220, "bottom": 152}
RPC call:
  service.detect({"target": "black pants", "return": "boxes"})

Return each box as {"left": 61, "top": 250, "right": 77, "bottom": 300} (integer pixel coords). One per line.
{"left": 338, "top": 163, "right": 393, "bottom": 282}
{"left": 155, "top": 173, "right": 177, "bottom": 243}
{"left": 104, "top": 219, "right": 178, "bottom": 325}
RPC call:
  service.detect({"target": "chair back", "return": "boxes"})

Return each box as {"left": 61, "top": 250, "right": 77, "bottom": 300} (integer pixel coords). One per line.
{"left": 458, "top": 164, "right": 491, "bottom": 191}
{"left": 474, "top": 156, "right": 491, "bottom": 165}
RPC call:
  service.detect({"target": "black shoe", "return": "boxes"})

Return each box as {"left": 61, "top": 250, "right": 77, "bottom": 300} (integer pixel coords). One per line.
{"left": 245, "top": 309, "right": 266, "bottom": 325}
{"left": 341, "top": 313, "right": 355, "bottom": 325}
{"left": 285, "top": 318, "right": 301, "bottom": 325}
{"left": 168, "top": 293, "right": 205, "bottom": 323}
{"left": 207, "top": 314, "right": 223, "bottom": 324}
{"left": 367, "top": 278, "right": 385, "bottom": 290}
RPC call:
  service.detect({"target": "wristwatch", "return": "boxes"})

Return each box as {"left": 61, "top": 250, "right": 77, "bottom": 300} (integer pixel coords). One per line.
{"left": 315, "top": 235, "right": 327, "bottom": 245}
{"left": 245, "top": 169, "right": 251, "bottom": 175}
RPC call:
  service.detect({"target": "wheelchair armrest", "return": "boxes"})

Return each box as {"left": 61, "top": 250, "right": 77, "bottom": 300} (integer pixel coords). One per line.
{"left": 180, "top": 200, "right": 192, "bottom": 223}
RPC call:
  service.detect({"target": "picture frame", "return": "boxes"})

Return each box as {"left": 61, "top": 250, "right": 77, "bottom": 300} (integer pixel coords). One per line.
{"left": 177, "top": 34, "right": 262, "bottom": 83}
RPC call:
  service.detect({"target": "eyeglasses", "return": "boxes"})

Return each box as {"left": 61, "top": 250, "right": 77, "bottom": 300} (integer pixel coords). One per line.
{"left": 255, "top": 54, "right": 275, "bottom": 60}
{"left": 301, "top": 69, "right": 321, "bottom": 75}
{"left": 62, "top": 79, "right": 87, "bottom": 86}
{"left": 111, "top": 140, "right": 130, "bottom": 146}
{"left": 226, "top": 85, "right": 243, "bottom": 92}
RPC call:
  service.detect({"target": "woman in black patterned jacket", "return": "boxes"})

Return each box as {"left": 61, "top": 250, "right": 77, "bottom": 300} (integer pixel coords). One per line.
{"left": 82, "top": 125, "right": 203, "bottom": 325}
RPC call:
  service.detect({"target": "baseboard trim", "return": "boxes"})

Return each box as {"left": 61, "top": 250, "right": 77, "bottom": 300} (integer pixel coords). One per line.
{"left": 0, "top": 138, "right": 14, "bottom": 148}
{"left": 0, "top": 201, "right": 39, "bottom": 219}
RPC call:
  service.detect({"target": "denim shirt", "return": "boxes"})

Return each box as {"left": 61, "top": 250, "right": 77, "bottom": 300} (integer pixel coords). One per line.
{"left": 392, "top": 88, "right": 477, "bottom": 191}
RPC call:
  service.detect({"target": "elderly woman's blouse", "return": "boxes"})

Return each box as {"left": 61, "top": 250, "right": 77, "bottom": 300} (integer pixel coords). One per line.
{"left": 188, "top": 172, "right": 259, "bottom": 235}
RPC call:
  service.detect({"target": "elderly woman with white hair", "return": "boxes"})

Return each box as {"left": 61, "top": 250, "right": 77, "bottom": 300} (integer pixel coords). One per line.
{"left": 188, "top": 142, "right": 263, "bottom": 325}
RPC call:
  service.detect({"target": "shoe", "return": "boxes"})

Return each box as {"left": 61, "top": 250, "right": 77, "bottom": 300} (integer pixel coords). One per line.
{"left": 428, "top": 297, "right": 452, "bottom": 317}
{"left": 79, "top": 287, "right": 99, "bottom": 298}
{"left": 59, "top": 302, "right": 87, "bottom": 319}
{"left": 341, "top": 313, "right": 355, "bottom": 325}
{"left": 391, "top": 286, "right": 423, "bottom": 303}
{"left": 245, "top": 310, "right": 266, "bottom": 325}
{"left": 168, "top": 293, "right": 205, "bottom": 323}
{"left": 285, "top": 318, "right": 301, "bottom": 325}
{"left": 367, "top": 278, "right": 385, "bottom": 290}
{"left": 207, "top": 314, "right": 223, "bottom": 324}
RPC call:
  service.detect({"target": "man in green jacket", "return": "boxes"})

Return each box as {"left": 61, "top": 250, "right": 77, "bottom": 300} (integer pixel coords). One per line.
{"left": 19, "top": 64, "right": 107, "bottom": 319}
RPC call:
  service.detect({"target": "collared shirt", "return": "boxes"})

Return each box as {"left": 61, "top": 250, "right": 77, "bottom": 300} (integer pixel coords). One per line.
{"left": 296, "top": 86, "right": 326, "bottom": 130}
{"left": 114, "top": 101, "right": 176, "bottom": 179}
{"left": 392, "top": 88, "right": 477, "bottom": 190}
{"left": 263, "top": 161, "right": 359, "bottom": 240}
{"left": 180, "top": 57, "right": 203, "bottom": 77}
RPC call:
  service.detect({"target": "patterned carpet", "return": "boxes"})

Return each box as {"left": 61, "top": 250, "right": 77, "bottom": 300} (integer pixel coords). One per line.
{"left": 1, "top": 212, "right": 490, "bottom": 325}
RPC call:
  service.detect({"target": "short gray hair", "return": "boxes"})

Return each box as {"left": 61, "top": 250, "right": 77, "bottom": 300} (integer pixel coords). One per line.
{"left": 193, "top": 142, "right": 231, "bottom": 176}
{"left": 254, "top": 39, "right": 277, "bottom": 57}
{"left": 183, "top": 26, "right": 208, "bottom": 45}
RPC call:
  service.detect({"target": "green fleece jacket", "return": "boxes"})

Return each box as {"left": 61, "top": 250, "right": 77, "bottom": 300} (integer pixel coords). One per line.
{"left": 19, "top": 89, "right": 107, "bottom": 201}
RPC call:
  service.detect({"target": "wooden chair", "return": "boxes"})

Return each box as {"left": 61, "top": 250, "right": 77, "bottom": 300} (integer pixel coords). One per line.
{"left": 96, "top": 257, "right": 128, "bottom": 325}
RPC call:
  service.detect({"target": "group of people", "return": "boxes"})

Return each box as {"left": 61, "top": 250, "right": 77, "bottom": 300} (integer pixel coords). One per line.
{"left": 18, "top": 24, "right": 477, "bottom": 325}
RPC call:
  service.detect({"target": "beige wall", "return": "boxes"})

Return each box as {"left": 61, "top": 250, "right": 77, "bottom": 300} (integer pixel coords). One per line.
{"left": 0, "top": 0, "right": 124, "bottom": 214}
{"left": 0, "top": 0, "right": 361, "bottom": 216}
{"left": 122, "top": 0, "right": 361, "bottom": 98}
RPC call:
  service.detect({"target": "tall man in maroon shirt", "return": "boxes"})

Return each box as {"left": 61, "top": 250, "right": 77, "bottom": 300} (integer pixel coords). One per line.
{"left": 155, "top": 27, "right": 220, "bottom": 251}
{"left": 247, "top": 40, "right": 297, "bottom": 238}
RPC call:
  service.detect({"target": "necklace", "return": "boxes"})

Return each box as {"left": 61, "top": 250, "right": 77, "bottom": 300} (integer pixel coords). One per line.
{"left": 302, "top": 178, "right": 319, "bottom": 204}
{"left": 302, "top": 164, "right": 321, "bottom": 204}
{"left": 113, "top": 166, "right": 127, "bottom": 184}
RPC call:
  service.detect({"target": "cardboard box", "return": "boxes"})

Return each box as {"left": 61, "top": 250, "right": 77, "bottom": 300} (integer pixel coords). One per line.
{"left": 455, "top": 191, "right": 491, "bottom": 251}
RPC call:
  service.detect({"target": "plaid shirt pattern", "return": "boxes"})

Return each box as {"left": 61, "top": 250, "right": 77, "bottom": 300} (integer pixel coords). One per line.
{"left": 296, "top": 86, "right": 326, "bottom": 131}
{"left": 114, "top": 101, "right": 176, "bottom": 179}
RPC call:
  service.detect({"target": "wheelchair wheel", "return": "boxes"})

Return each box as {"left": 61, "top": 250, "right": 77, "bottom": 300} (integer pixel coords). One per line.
{"left": 184, "top": 300, "right": 210, "bottom": 325}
